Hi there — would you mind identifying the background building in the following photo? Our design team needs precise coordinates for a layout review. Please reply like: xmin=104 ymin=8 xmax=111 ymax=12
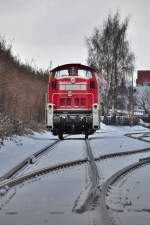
xmin=136 ymin=70 xmax=150 ymax=86
xmin=134 ymin=70 xmax=150 ymax=117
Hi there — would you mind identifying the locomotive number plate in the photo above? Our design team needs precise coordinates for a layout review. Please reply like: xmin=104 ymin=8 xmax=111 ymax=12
xmin=68 ymin=90 xmax=72 ymax=96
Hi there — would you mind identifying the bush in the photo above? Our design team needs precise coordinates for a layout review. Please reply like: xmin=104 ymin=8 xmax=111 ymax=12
xmin=0 ymin=35 xmax=49 ymax=141
xmin=103 ymin=115 xmax=139 ymax=126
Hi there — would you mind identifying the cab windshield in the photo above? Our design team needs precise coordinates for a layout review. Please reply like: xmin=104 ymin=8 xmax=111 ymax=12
xmin=54 ymin=68 xmax=92 ymax=79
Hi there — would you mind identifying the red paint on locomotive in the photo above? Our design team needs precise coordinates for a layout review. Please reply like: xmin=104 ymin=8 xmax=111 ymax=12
xmin=46 ymin=64 xmax=100 ymax=139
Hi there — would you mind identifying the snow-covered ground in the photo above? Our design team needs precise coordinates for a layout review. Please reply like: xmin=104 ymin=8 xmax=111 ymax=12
xmin=90 ymin=123 xmax=150 ymax=158
xmin=16 ymin=138 xmax=86 ymax=177
xmin=0 ymin=124 xmax=150 ymax=178
xmin=0 ymin=131 xmax=55 ymax=177
xmin=106 ymin=162 xmax=150 ymax=225
xmin=0 ymin=124 xmax=150 ymax=225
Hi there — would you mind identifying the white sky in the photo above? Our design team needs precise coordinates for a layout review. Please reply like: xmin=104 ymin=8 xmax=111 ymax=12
xmin=0 ymin=0 xmax=150 ymax=80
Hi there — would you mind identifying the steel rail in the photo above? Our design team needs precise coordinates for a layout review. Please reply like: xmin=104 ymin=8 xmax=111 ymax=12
xmin=95 ymin=146 xmax=150 ymax=162
xmin=2 ymin=135 xmax=150 ymax=183
xmin=85 ymin=139 xmax=100 ymax=186
xmin=1 ymin=130 xmax=149 ymax=182
xmin=2 ymin=143 xmax=149 ymax=185
xmin=125 ymin=132 xmax=150 ymax=143
xmin=73 ymin=139 xmax=101 ymax=213
xmin=0 ymin=139 xmax=61 ymax=181
xmin=1 ymin=135 xmax=150 ymax=204
xmin=0 ymin=158 xmax=88 ymax=190
xmin=100 ymin=157 xmax=150 ymax=225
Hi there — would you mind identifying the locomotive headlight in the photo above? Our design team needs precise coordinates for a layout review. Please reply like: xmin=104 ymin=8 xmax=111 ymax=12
xmin=68 ymin=91 xmax=72 ymax=96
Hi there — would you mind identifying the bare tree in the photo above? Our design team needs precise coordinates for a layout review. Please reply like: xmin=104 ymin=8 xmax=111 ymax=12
xmin=135 ymin=87 xmax=150 ymax=114
xmin=86 ymin=12 xmax=135 ymax=114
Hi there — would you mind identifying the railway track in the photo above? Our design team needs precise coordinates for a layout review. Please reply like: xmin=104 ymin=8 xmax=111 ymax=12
xmin=0 ymin=138 xmax=101 ymax=211
xmin=73 ymin=138 xmax=150 ymax=213
xmin=0 ymin=158 xmax=87 ymax=191
xmin=85 ymin=139 xmax=100 ymax=187
xmin=95 ymin=146 xmax=150 ymax=162
xmin=0 ymin=139 xmax=97 ymax=194
xmin=72 ymin=139 xmax=101 ymax=212
xmin=2 ymin=131 xmax=149 ymax=182
xmin=0 ymin=139 xmax=61 ymax=181
xmin=100 ymin=156 xmax=150 ymax=225
xmin=125 ymin=131 xmax=150 ymax=143
xmin=1 ymin=132 xmax=150 ymax=224
xmin=1 ymin=136 xmax=150 ymax=193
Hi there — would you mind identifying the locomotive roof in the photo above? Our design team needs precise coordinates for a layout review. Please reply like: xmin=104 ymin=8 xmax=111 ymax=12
xmin=50 ymin=63 xmax=96 ymax=72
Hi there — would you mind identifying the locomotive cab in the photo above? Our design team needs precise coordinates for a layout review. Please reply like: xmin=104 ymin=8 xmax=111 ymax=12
xmin=46 ymin=64 xmax=100 ymax=140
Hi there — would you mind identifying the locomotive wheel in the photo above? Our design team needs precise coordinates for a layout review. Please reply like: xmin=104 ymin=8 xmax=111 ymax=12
xmin=58 ymin=133 xmax=64 ymax=140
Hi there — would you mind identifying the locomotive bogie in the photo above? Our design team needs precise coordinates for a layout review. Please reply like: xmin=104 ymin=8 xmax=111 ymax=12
xmin=53 ymin=113 xmax=93 ymax=134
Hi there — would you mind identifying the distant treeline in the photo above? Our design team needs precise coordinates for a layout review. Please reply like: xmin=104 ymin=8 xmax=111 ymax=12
xmin=0 ymin=35 xmax=49 ymax=140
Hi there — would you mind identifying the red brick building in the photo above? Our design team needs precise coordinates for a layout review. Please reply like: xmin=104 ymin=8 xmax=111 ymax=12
xmin=136 ymin=70 xmax=150 ymax=86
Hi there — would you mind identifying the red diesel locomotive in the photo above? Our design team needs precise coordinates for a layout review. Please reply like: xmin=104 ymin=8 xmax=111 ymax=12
xmin=46 ymin=63 xmax=100 ymax=139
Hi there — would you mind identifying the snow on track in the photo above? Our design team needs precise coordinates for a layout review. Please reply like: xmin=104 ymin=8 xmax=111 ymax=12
xmin=14 ymin=136 xmax=85 ymax=177
xmin=104 ymin=161 xmax=150 ymax=225
xmin=0 ymin=132 xmax=55 ymax=177
xmin=0 ymin=165 xmax=93 ymax=225
xmin=0 ymin=124 xmax=150 ymax=225
xmin=90 ymin=124 xmax=150 ymax=158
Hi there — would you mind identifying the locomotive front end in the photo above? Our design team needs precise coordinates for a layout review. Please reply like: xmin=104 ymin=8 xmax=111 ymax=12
xmin=46 ymin=64 xmax=100 ymax=139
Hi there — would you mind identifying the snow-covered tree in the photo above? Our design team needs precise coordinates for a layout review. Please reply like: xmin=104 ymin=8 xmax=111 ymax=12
xmin=86 ymin=12 xmax=135 ymax=113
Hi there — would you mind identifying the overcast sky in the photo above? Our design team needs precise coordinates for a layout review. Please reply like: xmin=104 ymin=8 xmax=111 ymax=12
xmin=0 ymin=0 xmax=150 ymax=78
